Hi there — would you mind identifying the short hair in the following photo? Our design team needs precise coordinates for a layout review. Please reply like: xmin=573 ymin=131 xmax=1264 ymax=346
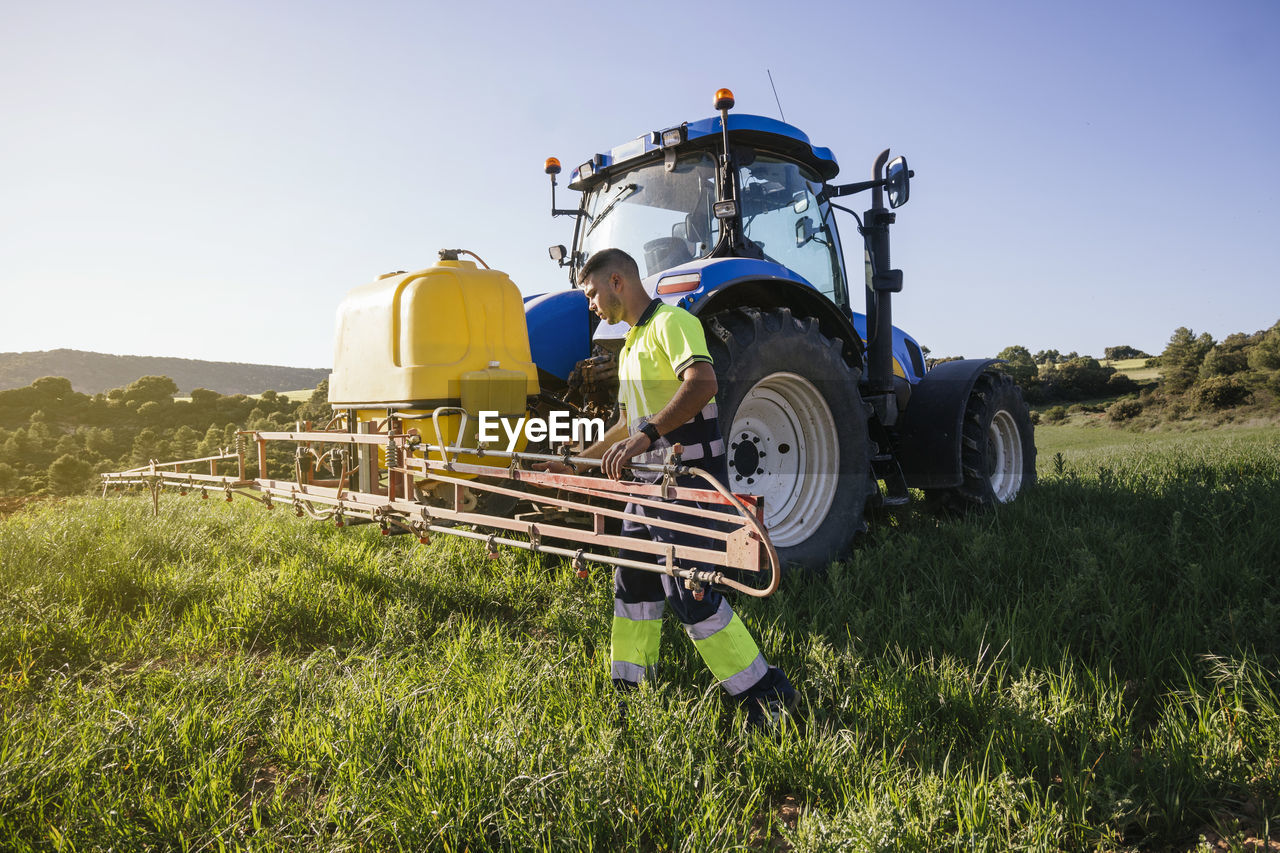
xmin=578 ymin=248 xmax=639 ymax=286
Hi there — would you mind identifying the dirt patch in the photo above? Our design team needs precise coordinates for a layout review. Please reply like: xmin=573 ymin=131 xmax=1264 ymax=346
xmin=1196 ymin=829 xmax=1280 ymax=852
xmin=749 ymin=793 xmax=802 ymax=851
xmin=238 ymin=736 xmax=314 ymax=813
xmin=1192 ymin=800 xmax=1280 ymax=852
xmin=0 ymin=496 xmax=50 ymax=517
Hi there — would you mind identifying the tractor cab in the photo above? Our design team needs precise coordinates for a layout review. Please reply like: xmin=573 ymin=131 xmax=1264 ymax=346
xmin=548 ymin=108 xmax=852 ymax=310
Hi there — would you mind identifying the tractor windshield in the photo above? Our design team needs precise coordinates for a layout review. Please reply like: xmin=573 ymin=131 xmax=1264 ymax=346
xmin=577 ymin=152 xmax=719 ymax=279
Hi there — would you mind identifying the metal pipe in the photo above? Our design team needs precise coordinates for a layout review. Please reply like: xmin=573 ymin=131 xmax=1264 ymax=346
xmin=865 ymin=149 xmax=895 ymax=397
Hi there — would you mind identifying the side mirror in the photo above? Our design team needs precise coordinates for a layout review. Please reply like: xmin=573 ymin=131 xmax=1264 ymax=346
xmin=886 ymin=156 xmax=910 ymax=209
xmin=792 ymin=191 xmax=810 ymax=214
xmin=795 ymin=216 xmax=818 ymax=248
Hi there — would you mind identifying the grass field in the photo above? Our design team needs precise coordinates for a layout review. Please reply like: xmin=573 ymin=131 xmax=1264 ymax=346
xmin=1101 ymin=358 xmax=1162 ymax=383
xmin=1 ymin=425 xmax=1277 ymax=851
xmin=1035 ymin=422 xmax=1280 ymax=462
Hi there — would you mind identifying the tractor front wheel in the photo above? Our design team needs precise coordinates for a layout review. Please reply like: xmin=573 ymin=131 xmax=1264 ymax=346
xmin=929 ymin=371 xmax=1036 ymax=509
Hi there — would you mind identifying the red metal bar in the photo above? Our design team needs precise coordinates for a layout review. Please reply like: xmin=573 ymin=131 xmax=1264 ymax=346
xmin=413 ymin=470 xmax=739 ymax=543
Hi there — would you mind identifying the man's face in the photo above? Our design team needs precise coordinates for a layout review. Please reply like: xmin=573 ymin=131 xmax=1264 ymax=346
xmin=582 ymin=270 xmax=623 ymax=324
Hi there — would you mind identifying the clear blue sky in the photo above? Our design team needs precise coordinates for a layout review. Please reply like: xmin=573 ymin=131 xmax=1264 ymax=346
xmin=3 ymin=0 xmax=1277 ymax=369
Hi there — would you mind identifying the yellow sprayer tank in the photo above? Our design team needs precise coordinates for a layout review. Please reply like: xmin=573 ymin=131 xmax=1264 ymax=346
xmin=327 ymin=255 xmax=539 ymax=469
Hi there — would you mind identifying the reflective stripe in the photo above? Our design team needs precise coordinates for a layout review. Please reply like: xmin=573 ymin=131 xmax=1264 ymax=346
xmin=690 ymin=612 xmax=767 ymax=694
xmin=614 ymin=599 xmax=665 ymax=621
xmin=683 ymin=598 xmax=734 ymax=642
xmin=611 ymin=614 xmax=661 ymax=670
xmin=719 ymin=653 xmax=770 ymax=696
xmin=611 ymin=661 xmax=650 ymax=683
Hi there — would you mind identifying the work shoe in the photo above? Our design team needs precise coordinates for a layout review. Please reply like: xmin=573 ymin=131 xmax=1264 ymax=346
xmin=742 ymin=671 xmax=798 ymax=733
xmin=744 ymin=692 xmax=798 ymax=732
xmin=611 ymin=678 xmax=639 ymax=731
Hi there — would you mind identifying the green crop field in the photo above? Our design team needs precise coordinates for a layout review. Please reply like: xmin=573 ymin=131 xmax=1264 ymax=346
xmin=1 ymin=426 xmax=1277 ymax=851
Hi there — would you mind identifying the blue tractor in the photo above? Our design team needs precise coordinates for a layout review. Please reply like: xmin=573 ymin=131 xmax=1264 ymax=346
xmin=523 ymin=89 xmax=1035 ymax=569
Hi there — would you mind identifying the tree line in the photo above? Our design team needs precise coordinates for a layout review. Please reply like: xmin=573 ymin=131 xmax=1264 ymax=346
xmin=990 ymin=320 xmax=1280 ymax=422
xmin=3 ymin=319 xmax=1278 ymax=498
xmin=0 ymin=376 xmax=331 ymax=498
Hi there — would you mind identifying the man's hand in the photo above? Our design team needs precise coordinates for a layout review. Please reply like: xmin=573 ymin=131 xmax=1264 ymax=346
xmin=601 ymin=432 xmax=651 ymax=480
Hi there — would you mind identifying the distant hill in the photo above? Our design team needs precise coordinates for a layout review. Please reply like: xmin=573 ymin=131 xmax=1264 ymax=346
xmin=0 ymin=349 xmax=328 ymax=396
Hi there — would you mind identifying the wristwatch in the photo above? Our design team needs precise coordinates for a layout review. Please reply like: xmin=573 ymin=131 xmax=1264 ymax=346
xmin=637 ymin=419 xmax=661 ymax=443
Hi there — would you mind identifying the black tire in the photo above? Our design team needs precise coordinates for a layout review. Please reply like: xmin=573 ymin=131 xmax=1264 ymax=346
xmin=928 ymin=371 xmax=1036 ymax=510
xmin=704 ymin=307 xmax=874 ymax=570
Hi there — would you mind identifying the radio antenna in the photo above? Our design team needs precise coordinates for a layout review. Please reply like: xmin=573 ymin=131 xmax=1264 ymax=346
xmin=767 ymin=69 xmax=786 ymax=122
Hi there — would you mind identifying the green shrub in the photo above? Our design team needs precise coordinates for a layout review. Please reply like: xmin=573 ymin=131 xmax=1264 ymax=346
xmin=1106 ymin=372 xmax=1139 ymax=395
xmin=1044 ymin=406 xmax=1068 ymax=423
xmin=1191 ymin=376 xmax=1252 ymax=411
xmin=1107 ymin=399 xmax=1144 ymax=422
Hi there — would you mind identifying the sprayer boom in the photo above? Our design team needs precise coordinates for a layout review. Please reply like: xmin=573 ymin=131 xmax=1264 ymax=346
xmin=101 ymin=408 xmax=780 ymax=598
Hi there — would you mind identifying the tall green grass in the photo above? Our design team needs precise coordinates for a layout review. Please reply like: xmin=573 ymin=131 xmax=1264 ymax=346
xmin=1 ymin=427 xmax=1277 ymax=851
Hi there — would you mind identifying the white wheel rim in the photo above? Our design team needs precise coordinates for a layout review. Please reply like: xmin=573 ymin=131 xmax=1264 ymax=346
xmin=987 ymin=410 xmax=1023 ymax=502
xmin=727 ymin=372 xmax=839 ymax=547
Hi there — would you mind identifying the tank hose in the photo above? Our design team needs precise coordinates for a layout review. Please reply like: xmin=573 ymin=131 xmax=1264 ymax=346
xmin=438 ymin=248 xmax=491 ymax=269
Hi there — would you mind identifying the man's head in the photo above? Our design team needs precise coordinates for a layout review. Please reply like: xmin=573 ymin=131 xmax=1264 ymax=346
xmin=578 ymin=248 xmax=643 ymax=325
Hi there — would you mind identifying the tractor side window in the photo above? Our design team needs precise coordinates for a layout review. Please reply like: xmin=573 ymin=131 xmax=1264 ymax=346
xmin=737 ymin=156 xmax=845 ymax=304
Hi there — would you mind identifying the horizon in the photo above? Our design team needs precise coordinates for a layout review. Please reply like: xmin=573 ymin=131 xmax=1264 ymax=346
xmin=3 ymin=1 xmax=1278 ymax=367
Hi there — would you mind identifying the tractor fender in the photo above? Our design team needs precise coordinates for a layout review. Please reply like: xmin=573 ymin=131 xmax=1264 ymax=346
xmin=524 ymin=289 xmax=592 ymax=382
xmin=895 ymin=358 xmax=1000 ymax=489
xmin=690 ymin=278 xmax=866 ymax=371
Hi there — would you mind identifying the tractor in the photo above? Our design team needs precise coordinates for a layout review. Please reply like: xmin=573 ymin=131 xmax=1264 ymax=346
xmin=521 ymin=88 xmax=1036 ymax=568
xmin=103 ymin=88 xmax=1035 ymax=584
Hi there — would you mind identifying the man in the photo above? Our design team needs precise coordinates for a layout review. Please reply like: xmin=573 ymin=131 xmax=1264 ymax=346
xmin=549 ymin=248 xmax=795 ymax=729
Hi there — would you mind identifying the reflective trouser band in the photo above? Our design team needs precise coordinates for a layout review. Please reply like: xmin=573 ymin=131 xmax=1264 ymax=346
xmin=611 ymin=661 xmax=650 ymax=683
xmin=610 ymin=610 xmax=662 ymax=680
xmin=690 ymin=612 xmax=769 ymax=695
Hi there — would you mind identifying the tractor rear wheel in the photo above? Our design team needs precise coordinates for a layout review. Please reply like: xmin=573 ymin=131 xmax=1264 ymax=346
xmin=705 ymin=307 xmax=873 ymax=570
xmin=928 ymin=371 xmax=1036 ymax=509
